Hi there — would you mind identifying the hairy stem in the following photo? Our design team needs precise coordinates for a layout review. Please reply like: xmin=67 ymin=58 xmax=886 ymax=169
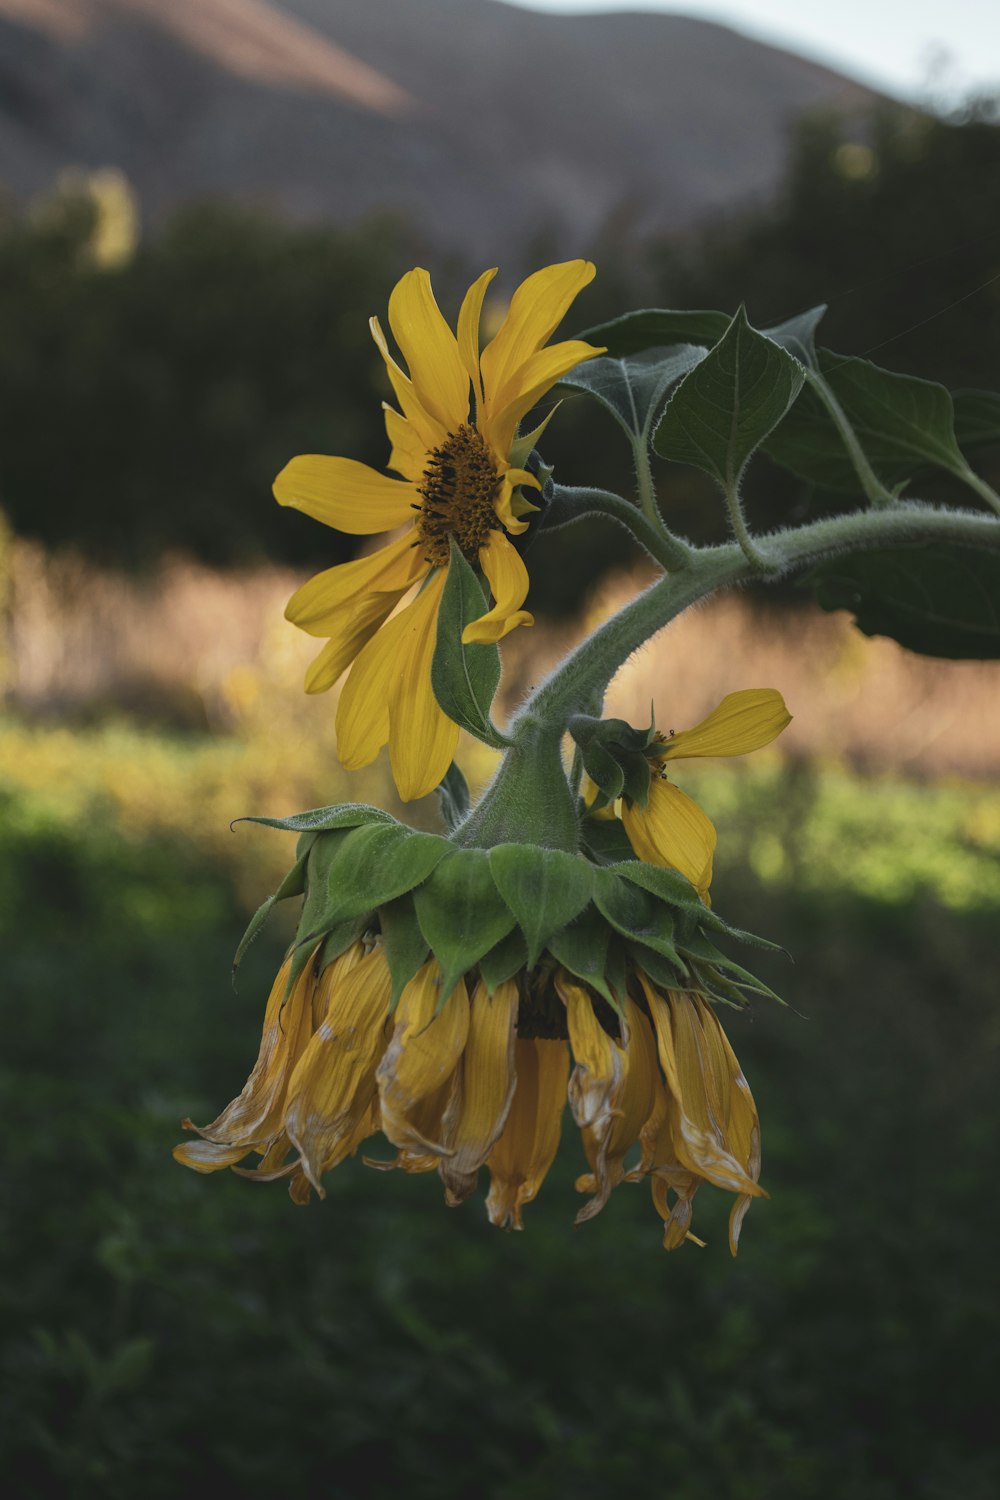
xmin=545 ymin=485 xmax=692 ymax=571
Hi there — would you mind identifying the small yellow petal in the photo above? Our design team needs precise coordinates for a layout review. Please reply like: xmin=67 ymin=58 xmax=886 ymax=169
xmin=387 ymin=570 xmax=461 ymax=801
xmin=388 ymin=268 xmax=470 ymax=431
xmin=273 ymin=455 xmax=418 ymax=534
xmin=663 ymin=689 xmax=791 ymax=762
xmin=457 ymin=268 xmax=498 ymax=411
xmin=383 ymin=405 xmax=429 ymax=482
xmin=462 ymin=531 xmax=534 ymax=645
xmin=370 ymin=313 xmax=448 ymax=452
xmin=486 ymin=1038 xmax=569 ymax=1230
xmin=622 ymin=777 xmax=716 ymax=897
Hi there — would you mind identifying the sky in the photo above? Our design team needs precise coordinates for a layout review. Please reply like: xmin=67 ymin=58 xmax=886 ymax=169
xmin=498 ymin=0 xmax=1000 ymax=105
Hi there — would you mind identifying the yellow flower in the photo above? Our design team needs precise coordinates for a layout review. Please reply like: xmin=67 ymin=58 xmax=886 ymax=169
xmin=274 ymin=261 xmax=603 ymax=801
xmin=620 ymin=689 xmax=791 ymax=900
xmin=175 ymin=943 xmax=765 ymax=1253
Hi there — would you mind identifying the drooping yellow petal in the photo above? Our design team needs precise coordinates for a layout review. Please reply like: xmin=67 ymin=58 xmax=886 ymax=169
xmin=173 ymin=952 xmax=318 ymax=1169
xmin=440 ymin=978 xmax=519 ymax=1206
xmin=387 ymin=569 xmax=461 ymax=801
xmin=388 ymin=268 xmax=471 ymax=432
xmin=284 ymin=945 xmax=392 ymax=1194
xmin=700 ymin=1004 xmax=763 ymax=1254
xmin=558 ymin=971 xmax=624 ymax=1135
xmin=273 ymin=455 xmax=418 ymax=534
xmin=457 ymin=267 xmax=498 ymax=411
xmin=622 ymin=776 xmax=716 ymax=899
xmin=370 ymin=314 xmax=448 ymax=452
xmin=486 ymin=1038 xmax=569 ymax=1230
xmin=662 ymin=689 xmax=791 ymax=762
xmin=383 ymin=405 xmax=430 ymax=483
xmin=377 ymin=962 xmax=470 ymax=1156
xmin=575 ymin=997 xmax=660 ymax=1223
xmin=479 ymin=260 xmax=597 ymax=415
xmin=285 ymin=531 xmax=425 ymax=638
xmin=462 ymin=530 xmax=534 ymax=645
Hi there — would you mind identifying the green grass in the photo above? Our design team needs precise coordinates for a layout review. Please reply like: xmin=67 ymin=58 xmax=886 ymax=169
xmin=2 ymin=725 xmax=998 ymax=1498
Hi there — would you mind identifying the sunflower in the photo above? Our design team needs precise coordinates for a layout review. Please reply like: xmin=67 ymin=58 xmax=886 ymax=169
xmin=174 ymin=941 xmax=764 ymax=1254
xmin=586 ymin=689 xmax=791 ymax=901
xmin=274 ymin=261 xmax=603 ymax=801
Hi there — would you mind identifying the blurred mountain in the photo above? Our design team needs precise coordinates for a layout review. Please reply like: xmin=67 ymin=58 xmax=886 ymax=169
xmin=0 ymin=0 xmax=877 ymax=257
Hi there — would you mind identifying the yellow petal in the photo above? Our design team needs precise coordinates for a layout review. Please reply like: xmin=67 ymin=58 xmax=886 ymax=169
xmin=480 ymin=260 xmax=597 ymax=416
xmin=388 ymin=268 xmax=470 ymax=431
xmin=174 ymin=953 xmax=317 ymax=1168
xmin=440 ymin=978 xmax=519 ymax=1205
xmin=370 ymin=313 xmax=448 ymax=452
xmin=487 ymin=339 xmax=607 ymax=457
xmin=486 ymin=1038 xmax=569 ymax=1230
xmin=663 ymin=689 xmax=791 ymax=762
xmin=576 ymin=997 xmax=660 ymax=1223
xmin=384 ymin=405 xmax=429 ymax=482
xmin=387 ymin=569 xmax=461 ymax=801
xmin=172 ymin=1138 xmax=255 ymax=1173
xmin=558 ymin=970 xmax=623 ymax=1134
xmin=285 ymin=532 xmax=425 ymax=638
xmin=284 ymin=945 xmax=392 ymax=1194
xmin=622 ymin=777 xmax=716 ymax=898
xmin=700 ymin=1005 xmax=763 ymax=1254
xmin=377 ymin=962 xmax=470 ymax=1156
xmin=273 ymin=455 xmax=418 ymax=534
xmin=462 ymin=531 xmax=534 ymax=645
xmin=457 ymin=268 xmax=498 ymax=411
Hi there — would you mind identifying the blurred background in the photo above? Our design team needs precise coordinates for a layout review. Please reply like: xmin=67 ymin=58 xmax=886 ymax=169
xmin=1 ymin=2 xmax=998 ymax=1496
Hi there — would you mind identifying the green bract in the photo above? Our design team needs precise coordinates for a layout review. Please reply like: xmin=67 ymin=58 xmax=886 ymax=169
xmin=235 ymin=807 xmax=783 ymax=1018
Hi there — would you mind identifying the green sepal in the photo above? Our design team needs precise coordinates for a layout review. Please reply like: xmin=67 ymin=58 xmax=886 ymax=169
xmin=316 ymin=823 xmax=451 ymax=925
xmin=316 ymin=918 xmax=370 ymax=974
xmin=613 ymin=861 xmax=783 ymax=953
xmin=413 ymin=848 xmax=517 ymax=1006
xmin=559 ymin=345 xmax=706 ymax=444
xmin=239 ymin=803 xmax=396 ymax=834
xmin=654 ymin=306 xmax=805 ymax=494
xmin=625 ymin=940 xmax=686 ymax=992
xmin=430 ymin=540 xmax=510 ymax=750
xmin=436 ymin=761 xmax=471 ymax=833
xmin=801 ymin=544 xmax=1000 ymax=660
xmin=488 ymin=843 xmax=594 ymax=968
xmin=678 ymin=929 xmax=786 ymax=1005
xmin=568 ymin=713 xmax=655 ymax=810
xmin=591 ymin=869 xmax=685 ymax=970
xmin=545 ymin=910 xmax=614 ymax=1004
xmin=580 ymin=816 xmax=636 ymax=866
xmin=478 ymin=927 xmax=528 ymax=994
xmin=232 ymin=849 xmax=308 ymax=982
xmin=604 ymin=936 xmax=630 ymax=1012
xmin=295 ymin=830 xmax=355 ymax=946
xmin=378 ymin=894 xmax=430 ymax=1008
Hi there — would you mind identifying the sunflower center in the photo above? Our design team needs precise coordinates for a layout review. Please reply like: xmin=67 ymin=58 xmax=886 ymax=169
xmin=415 ymin=424 xmax=502 ymax=568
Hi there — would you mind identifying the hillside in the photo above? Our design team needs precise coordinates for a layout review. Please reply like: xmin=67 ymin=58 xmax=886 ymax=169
xmin=0 ymin=0 xmax=877 ymax=256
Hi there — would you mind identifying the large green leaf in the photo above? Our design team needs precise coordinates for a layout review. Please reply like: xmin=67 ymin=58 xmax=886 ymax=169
xmin=767 ymin=351 xmax=970 ymax=493
xmin=430 ymin=541 xmax=509 ymax=749
xmin=577 ymin=308 xmax=731 ymax=355
xmin=764 ymin=305 xmax=826 ymax=368
xmin=488 ymin=844 xmax=594 ymax=968
xmin=319 ymin=824 xmax=450 ymax=924
xmin=413 ymin=849 xmax=517 ymax=1004
xmin=953 ymin=389 xmax=1000 ymax=453
xmin=803 ymin=544 xmax=1000 ymax=659
xmin=653 ymin=307 xmax=805 ymax=493
xmin=559 ymin=345 xmax=706 ymax=442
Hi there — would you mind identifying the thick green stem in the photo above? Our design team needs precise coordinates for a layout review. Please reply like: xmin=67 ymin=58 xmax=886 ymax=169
xmin=955 ymin=461 xmax=1000 ymax=518
xmin=516 ymin=501 xmax=1000 ymax=731
xmin=453 ymin=727 xmax=579 ymax=852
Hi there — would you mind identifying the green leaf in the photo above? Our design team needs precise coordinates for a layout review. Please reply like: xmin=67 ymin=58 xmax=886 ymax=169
xmin=488 ymin=844 xmax=594 ymax=968
xmin=592 ymin=869 xmax=684 ymax=968
xmin=767 ymin=351 xmax=969 ymax=493
xmin=436 ymin=761 xmax=471 ymax=832
xmin=478 ymin=927 xmax=528 ymax=994
xmin=580 ymin=817 xmax=636 ymax=866
xmin=803 ymin=544 xmax=1000 ymax=659
xmin=546 ymin=911 xmax=613 ymax=1003
xmin=763 ymin=305 xmax=826 ymax=369
xmin=231 ymin=850 xmax=308 ymax=981
xmin=577 ymin=308 xmax=731 ymax=356
xmin=413 ymin=849 xmax=517 ymax=1003
xmin=378 ymin=895 xmax=430 ymax=1007
xmin=239 ymin=803 xmax=396 ymax=834
xmin=953 ymin=389 xmax=1000 ymax=453
xmin=320 ymin=824 xmax=451 ymax=925
xmin=559 ymin=345 xmax=706 ymax=443
xmin=430 ymin=541 xmax=509 ymax=749
xmin=653 ymin=307 xmax=805 ymax=495
xmin=609 ymin=859 xmax=706 ymax=917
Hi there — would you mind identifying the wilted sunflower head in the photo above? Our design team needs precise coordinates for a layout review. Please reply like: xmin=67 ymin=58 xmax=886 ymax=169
xmin=175 ymin=811 xmax=778 ymax=1253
